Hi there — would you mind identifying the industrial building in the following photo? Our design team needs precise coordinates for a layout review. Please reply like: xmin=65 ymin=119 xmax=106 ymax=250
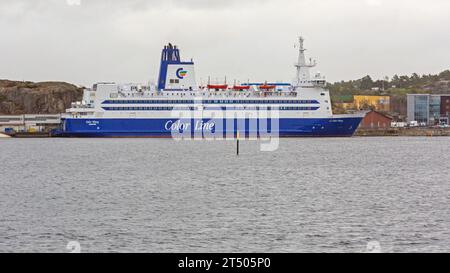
xmin=334 ymin=95 xmax=391 ymax=112
xmin=353 ymin=95 xmax=390 ymax=112
xmin=407 ymin=94 xmax=450 ymax=125
xmin=0 ymin=114 xmax=61 ymax=133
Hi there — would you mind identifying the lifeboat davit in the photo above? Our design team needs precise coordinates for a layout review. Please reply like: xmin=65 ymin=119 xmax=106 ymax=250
xmin=207 ymin=84 xmax=228 ymax=90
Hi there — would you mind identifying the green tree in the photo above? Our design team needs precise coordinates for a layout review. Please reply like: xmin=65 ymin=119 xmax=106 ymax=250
xmin=439 ymin=70 xmax=450 ymax=80
xmin=360 ymin=75 xmax=374 ymax=90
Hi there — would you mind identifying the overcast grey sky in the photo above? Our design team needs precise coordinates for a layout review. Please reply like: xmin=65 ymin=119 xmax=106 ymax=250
xmin=0 ymin=0 xmax=449 ymax=86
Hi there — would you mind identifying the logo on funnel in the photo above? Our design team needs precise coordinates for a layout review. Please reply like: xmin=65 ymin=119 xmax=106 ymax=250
xmin=176 ymin=68 xmax=188 ymax=79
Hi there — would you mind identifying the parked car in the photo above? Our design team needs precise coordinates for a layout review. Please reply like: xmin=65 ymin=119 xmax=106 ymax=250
xmin=408 ymin=121 xmax=419 ymax=127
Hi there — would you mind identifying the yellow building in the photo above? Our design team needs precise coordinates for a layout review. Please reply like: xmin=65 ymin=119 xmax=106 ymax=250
xmin=353 ymin=95 xmax=390 ymax=112
xmin=334 ymin=102 xmax=356 ymax=110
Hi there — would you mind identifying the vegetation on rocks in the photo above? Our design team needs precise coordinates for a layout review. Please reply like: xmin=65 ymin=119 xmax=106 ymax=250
xmin=328 ymin=70 xmax=450 ymax=101
xmin=0 ymin=80 xmax=84 ymax=115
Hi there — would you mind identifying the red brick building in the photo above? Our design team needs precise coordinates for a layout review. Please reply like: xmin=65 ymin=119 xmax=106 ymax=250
xmin=360 ymin=110 xmax=393 ymax=129
xmin=440 ymin=96 xmax=450 ymax=117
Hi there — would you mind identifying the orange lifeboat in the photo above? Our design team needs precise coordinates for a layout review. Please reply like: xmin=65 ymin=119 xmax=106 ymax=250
xmin=207 ymin=84 xmax=228 ymax=90
xmin=259 ymin=85 xmax=276 ymax=90
xmin=233 ymin=85 xmax=250 ymax=91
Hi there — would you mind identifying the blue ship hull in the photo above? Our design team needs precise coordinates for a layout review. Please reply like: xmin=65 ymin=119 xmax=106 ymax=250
xmin=55 ymin=117 xmax=363 ymax=137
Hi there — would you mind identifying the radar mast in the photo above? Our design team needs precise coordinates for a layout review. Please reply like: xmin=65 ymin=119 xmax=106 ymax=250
xmin=294 ymin=36 xmax=317 ymax=86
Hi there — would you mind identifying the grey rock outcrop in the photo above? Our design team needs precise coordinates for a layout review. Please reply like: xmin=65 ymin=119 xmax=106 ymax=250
xmin=0 ymin=80 xmax=83 ymax=114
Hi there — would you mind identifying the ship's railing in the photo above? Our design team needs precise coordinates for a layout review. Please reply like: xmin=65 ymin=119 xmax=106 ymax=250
xmin=312 ymin=79 xmax=326 ymax=87
xmin=116 ymin=90 xmax=299 ymax=99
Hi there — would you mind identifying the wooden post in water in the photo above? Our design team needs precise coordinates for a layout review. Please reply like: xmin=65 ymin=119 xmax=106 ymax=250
xmin=237 ymin=131 xmax=240 ymax=156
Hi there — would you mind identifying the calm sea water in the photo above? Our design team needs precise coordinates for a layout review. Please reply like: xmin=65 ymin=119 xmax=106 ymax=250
xmin=0 ymin=137 xmax=449 ymax=253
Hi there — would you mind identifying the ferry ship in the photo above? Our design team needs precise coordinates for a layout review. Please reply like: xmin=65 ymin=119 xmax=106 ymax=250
xmin=56 ymin=37 xmax=364 ymax=137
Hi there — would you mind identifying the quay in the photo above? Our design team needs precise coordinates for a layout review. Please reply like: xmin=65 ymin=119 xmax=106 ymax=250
xmin=356 ymin=128 xmax=450 ymax=137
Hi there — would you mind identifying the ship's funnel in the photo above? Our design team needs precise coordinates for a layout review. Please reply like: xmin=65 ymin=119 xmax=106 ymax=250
xmin=157 ymin=43 xmax=197 ymax=91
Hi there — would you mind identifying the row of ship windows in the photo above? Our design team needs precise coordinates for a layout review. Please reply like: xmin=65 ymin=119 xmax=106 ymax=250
xmin=102 ymin=107 xmax=320 ymax=111
xmin=103 ymin=99 xmax=320 ymax=105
